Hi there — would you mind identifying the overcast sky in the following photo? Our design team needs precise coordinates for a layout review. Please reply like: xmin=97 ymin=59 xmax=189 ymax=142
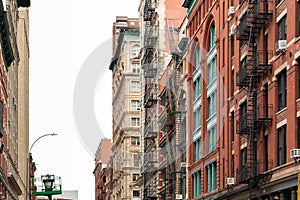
xmin=29 ymin=0 xmax=139 ymax=199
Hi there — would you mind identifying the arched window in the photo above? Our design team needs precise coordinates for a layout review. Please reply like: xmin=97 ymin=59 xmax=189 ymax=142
xmin=209 ymin=23 xmax=216 ymax=50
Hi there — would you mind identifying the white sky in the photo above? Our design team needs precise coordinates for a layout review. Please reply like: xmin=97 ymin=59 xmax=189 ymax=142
xmin=29 ymin=0 xmax=139 ymax=199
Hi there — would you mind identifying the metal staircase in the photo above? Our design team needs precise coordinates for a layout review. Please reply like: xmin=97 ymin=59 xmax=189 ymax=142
xmin=235 ymin=0 xmax=273 ymax=186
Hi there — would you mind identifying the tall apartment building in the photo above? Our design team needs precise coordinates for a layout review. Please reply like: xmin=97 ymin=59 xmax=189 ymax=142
xmin=0 ymin=0 xmax=30 ymax=199
xmin=17 ymin=4 xmax=31 ymax=200
xmin=109 ymin=16 xmax=142 ymax=200
xmin=156 ymin=23 xmax=189 ymax=200
xmin=138 ymin=0 xmax=185 ymax=199
xmin=94 ymin=139 xmax=113 ymax=200
xmin=181 ymin=0 xmax=300 ymax=199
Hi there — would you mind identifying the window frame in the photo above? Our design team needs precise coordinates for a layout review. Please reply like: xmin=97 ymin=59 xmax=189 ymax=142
xmin=277 ymin=69 xmax=287 ymax=111
xmin=277 ymin=125 xmax=286 ymax=166
xmin=131 ymin=137 xmax=140 ymax=146
xmin=130 ymin=100 xmax=140 ymax=111
xmin=277 ymin=15 xmax=287 ymax=40
xmin=131 ymin=63 xmax=140 ymax=74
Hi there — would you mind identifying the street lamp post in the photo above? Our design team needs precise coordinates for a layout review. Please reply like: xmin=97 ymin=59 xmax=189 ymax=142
xmin=26 ymin=133 xmax=58 ymax=200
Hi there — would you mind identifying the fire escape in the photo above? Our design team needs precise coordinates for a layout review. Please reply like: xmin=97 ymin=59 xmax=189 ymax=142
xmin=142 ymin=0 xmax=158 ymax=199
xmin=159 ymin=29 xmax=187 ymax=200
xmin=235 ymin=0 xmax=273 ymax=186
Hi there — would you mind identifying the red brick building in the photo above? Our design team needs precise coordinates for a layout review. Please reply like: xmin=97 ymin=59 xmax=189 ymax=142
xmin=94 ymin=139 xmax=113 ymax=200
xmin=182 ymin=0 xmax=300 ymax=199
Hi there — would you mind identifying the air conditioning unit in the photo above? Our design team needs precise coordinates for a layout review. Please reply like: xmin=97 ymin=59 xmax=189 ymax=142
xmin=275 ymin=40 xmax=287 ymax=53
xmin=226 ymin=177 xmax=235 ymax=185
xmin=176 ymin=194 xmax=183 ymax=200
xmin=229 ymin=26 xmax=235 ymax=37
xmin=228 ymin=6 xmax=235 ymax=16
xmin=180 ymin=162 xmax=186 ymax=168
xmin=290 ymin=149 xmax=300 ymax=158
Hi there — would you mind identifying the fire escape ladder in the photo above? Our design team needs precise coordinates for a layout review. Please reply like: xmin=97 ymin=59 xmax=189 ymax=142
xmin=236 ymin=0 xmax=274 ymax=185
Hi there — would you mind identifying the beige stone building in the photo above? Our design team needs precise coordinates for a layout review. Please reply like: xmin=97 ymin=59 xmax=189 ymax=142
xmin=109 ymin=16 xmax=141 ymax=200
xmin=0 ymin=0 xmax=30 ymax=199
xmin=17 ymin=5 xmax=30 ymax=200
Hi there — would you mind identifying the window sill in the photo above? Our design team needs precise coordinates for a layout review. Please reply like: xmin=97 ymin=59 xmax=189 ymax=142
xmin=276 ymin=0 xmax=285 ymax=9
xmin=275 ymin=107 xmax=287 ymax=116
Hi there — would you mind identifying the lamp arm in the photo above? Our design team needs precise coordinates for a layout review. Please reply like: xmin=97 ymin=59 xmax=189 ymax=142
xmin=29 ymin=133 xmax=57 ymax=152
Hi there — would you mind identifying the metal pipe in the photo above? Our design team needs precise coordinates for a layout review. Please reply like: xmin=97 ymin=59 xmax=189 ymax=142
xmin=26 ymin=133 xmax=58 ymax=200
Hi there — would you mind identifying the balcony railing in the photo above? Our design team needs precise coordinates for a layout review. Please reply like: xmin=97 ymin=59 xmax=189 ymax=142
xmin=144 ymin=83 xmax=158 ymax=108
xmin=236 ymin=50 xmax=273 ymax=86
xmin=143 ymin=63 xmax=157 ymax=78
xmin=236 ymin=1 xmax=273 ymax=41
xmin=143 ymin=0 xmax=155 ymax=21
xmin=144 ymin=121 xmax=158 ymax=139
xmin=236 ymin=160 xmax=273 ymax=184
xmin=236 ymin=105 xmax=273 ymax=135
xmin=251 ymin=0 xmax=273 ymax=21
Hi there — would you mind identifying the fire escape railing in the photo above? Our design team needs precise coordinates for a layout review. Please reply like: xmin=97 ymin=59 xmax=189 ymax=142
xmin=236 ymin=160 xmax=273 ymax=184
xmin=143 ymin=0 xmax=155 ymax=21
xmin=236 ymin=105 xmax=273 ymax=135
xmin=236 ymin=50 xmax=273 ymax=86
xmin=144 ymin=83 xmax=157 ymax=108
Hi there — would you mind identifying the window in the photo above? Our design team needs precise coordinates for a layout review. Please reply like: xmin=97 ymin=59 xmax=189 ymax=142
xmin=133 ymin=154 xmax=140 ymax=167
xmin=277 ymin=125 xmax=286 ymax=166
xmin=298 ymin=1 xmax=300 ymax=36
xmin=209 ymin=126 xmax=216 ymax=151
xmin=264 ymin=83 xmax=269 ymax=119
xmin=161 ymin=117 xmax=166 ymax=135
xmin=208 ymin=57 xmax=217 ymax=84
xmin=231 ymin=154 xmax=235 ymax=177
xmin=277 ymin=15 xmax=287 ymax=40
xmin=131 ymin=45 xmax=140 ymax=58
xmin=209 ymin=24 xmax=216 ymax=50
xmin=0 ymin=101 xmax=3 ymax=135
xmin=298 ymin=117 xmax=300 ymax=148
xmin=277 ymin=69 xmax=287 ymax=111
xmin=222 ymin=38 xmax=225 ymax=67
xmin=277 ymin=0 xmax=283 ymax=6
xmin=194 ymin=139 xmax=201 ymax=162
xmin=133 ymin=190 xmax=140 ymax=197
xmin=131 ymin=137 xmax=140 ymax=145
xmin=241 ymin=56 xmax=247 ymax=69
xmin=264 ymin=135 xmax=269 ymax=171
xmin=231 ymin=111 xmax=235 ymax=142
xmin=206 ymin=161 xmax=216 ymax=192
xmin=241 ymin=147 xmax=247 ymax=167
xmin=231 ymin=69 xmax=234 ymax=97
xmin=298 ymin=63 xmax=300 ymax=98
xmin=132 ymin=174 xmax=139 ymax=182
xmin=131 ymin=63 xmax=140 ymax=73
xmin=130 ymin=81 xmax=140 ymax=92
xmin=194 ymin=76 xmax=202 ymax=100
xmin=230 ymin=37 xmax=234 ymax=58
xmin=161 ymin=167 xmax=166 ymax=186
xmin=161 ymin=91 xmax=166 ymax=107
xmin=222 ymin=76 xmax=225 ymax=106
xmin=131 ymin=117 xmax=140 ymax=126
xmin=194 ymin=106 xmax=201 ymax=130
xmin=240 ymin=101 xmax=247 ymax=120
xmin=208 ymin=91 xmax=216 ymax=117
xmin=161 ymin=144 xmax=167 ymax=160
xmin=193 ymin=170 xmax=201 ymax=197
xmin=195 ymin=45 xmax=200 ymax=69
xmin=131 ymin=100 xmax=140 ymax=111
